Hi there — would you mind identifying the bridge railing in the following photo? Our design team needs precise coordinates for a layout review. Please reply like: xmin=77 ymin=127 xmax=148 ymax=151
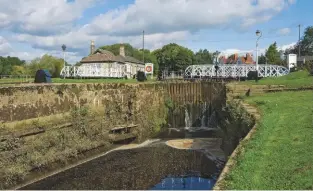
xmin=184 ymin=64 xmax=289 ymax=79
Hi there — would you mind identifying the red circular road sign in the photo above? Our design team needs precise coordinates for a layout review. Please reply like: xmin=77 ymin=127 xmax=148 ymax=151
xmin=145 ymin=65 xmax=152 ymax=72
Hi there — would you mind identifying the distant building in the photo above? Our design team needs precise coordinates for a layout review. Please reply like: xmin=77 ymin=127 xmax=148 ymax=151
xmin=79 ymin=41 xmax=144 ymax=78
xmin=218 ymin=53 xmax=255 ymax=64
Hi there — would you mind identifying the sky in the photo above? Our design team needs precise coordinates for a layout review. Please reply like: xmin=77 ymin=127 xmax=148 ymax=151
xmin=0 ymin=0 xmax=312 ymax=63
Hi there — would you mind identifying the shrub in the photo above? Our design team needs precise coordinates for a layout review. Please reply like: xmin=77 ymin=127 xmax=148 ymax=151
xmin=136 ymin=71 xmax=147 ymax=82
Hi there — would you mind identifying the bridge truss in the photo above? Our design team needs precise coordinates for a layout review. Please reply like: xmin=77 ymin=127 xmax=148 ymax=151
xmin=184 ymin=64 xmax=289 ymax=79
xmin=60 ymin=64 xmax=289 ymax=79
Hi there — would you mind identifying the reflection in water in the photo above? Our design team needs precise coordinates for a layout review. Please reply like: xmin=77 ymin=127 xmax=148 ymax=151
xmin=19 ymin=141 xmax=224 ymax=190
xmin=151 ymin=176 xmax=216 ymax=190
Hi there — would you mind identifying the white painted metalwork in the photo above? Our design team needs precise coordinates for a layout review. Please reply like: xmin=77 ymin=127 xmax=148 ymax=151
xmin=184 ymin=64 xmax=289 ymax=78
xmin=60 ymin=64 xmax=125 ymax=78
xmin=60 ymin=62 xmax=146 ymax=78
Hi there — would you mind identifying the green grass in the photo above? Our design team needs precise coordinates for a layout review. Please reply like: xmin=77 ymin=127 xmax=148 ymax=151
xmin=224 ymin=91 xmax=313 ymax=189
xmin=0 ymin=78 xmax=32 ymax=84
xmin=240 ymin=70 xmax=313 ymax=87
xmin=0 ymin=77 xmax=157 ymax=86
xmin=52 ymin=78 xmax=140 ymax=83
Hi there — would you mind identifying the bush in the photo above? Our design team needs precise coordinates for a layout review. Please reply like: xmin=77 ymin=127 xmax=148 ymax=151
xmin=136 ymin=71 xmax=147 ymax=82
xmin=247 ymin=71 xmax=257 ymax=80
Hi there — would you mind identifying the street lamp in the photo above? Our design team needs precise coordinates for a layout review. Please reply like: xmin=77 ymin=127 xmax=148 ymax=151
xmin=255 ymin=30 xmax=262 ymax=82
xmin=61 ymin=44 xmax=66 ymax=78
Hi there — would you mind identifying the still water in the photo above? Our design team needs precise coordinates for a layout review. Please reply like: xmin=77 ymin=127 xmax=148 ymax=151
xmin=18 ymin=139 xmax=224 ymax=190
xmin=151 ymin=175 xmax=216 ymax=190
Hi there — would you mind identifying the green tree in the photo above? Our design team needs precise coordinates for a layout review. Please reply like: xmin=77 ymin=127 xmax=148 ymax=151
xmin=265 ymin=42 xmax=281 ymax=65
xmin=153 ymin=43 xmax=194 ymax=71
xmin=27 ymin=55 xmax=66 ymax=77
xmin=0 ymin=56 xmax=26 ymax=75
xmin=194 ymin=49 xmax=213 ymax=65
xmin=258 ymin=54 xmax=267 ymax=64
xmin=285 ymin=26 xmax=313 ymax=56
xmin=11 ymin=65 xmax=27 ymax=75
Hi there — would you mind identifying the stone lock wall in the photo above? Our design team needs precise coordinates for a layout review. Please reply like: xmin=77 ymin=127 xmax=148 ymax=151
xmin=0 ymin=82 xmax=226 ymax=189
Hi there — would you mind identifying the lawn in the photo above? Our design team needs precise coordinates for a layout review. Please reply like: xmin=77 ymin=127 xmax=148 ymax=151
xmin=52 ymin=78 xmax=140 ymax=83
xmin=223 ymin=91 xmax=313 ymax=189
xmin=240 ymin=70 xmax=313 ymax=87
xmin=0 ymin=77 xmax=157 ymax=86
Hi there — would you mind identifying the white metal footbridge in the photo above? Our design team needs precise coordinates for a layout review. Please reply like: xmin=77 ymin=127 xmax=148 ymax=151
xmin=184 ymin=64 xmax=289 ymax=79
xmin=60 ymin=64 xmax=289 ymax=79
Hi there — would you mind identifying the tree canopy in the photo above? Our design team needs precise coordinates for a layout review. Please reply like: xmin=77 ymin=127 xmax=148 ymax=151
xmin=265 ymin=42 xmax=281 ymax=65
xmin=194 ymin=49 xmax=214 ymax=65
xmin=152 ymin=43 xmax=195 ymax=71
xmin=285 ymin=26 xmax=313 ymax=56
xmin=0 ymin=56 xmax=26 ymax=75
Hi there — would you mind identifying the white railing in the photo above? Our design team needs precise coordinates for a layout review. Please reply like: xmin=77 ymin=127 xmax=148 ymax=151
xmin=184 ymin=64 xmax=289 ymax=78
xmin=60 ymin=65 xmax=125 ymax=78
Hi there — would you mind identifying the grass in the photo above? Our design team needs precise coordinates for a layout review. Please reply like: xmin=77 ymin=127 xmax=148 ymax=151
xmin=239 ymin=70 xmax=313 ymax=87
xmin=223 ymin=91 xmax=313 ymax=189
xmin=52 ymin=78 xmax=140 ymax=83
xmin=0 ymin=78 xmax=32 ymax=84
xmin=0 ymin=77 xmax=157 ymax=87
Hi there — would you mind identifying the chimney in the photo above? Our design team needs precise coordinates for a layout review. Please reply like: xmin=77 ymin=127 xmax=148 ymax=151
xmin=119 ymin=45 xmax=125 ymax=57
xmin=90 ymin=40 xmax=95 ymax=55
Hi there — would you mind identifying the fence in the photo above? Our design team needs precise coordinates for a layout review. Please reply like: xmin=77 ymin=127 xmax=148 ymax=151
xmin=0 ymin=75 xmax=34 ymax=85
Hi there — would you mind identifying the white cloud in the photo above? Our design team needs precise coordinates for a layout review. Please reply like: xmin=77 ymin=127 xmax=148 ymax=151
xmin=0 ymin=0 xmax=97 ymax=34
xmin=0 ymin=36 xmax=12 ymax=55
xmin=277 ymin=27 xmax=291 ymax=35
xmin=1 ymin=0 xmax=297 ymax=63
xmin=278 ymin=42 xmax=296 ymax=51
xmin=7 ymin=49 xmax=81 ymax=64
xmin=86 ymin=0 xmax=295 ymax=36
xmin=14 ymin=30 xmax=189 ymax=54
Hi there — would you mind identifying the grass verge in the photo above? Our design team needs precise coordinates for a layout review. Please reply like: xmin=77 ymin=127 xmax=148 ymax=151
xmin=222 ymin=91 xmax=313 ymax=189
xmin=239 ymin=70 xmax=313 ymax=87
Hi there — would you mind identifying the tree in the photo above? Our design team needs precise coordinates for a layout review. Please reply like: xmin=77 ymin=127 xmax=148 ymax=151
xmin=258 ymin=54 xmax=267 ymax=64
xmin=285 ymin=26 xmax=313 ymax=56
xmin=153 ymin=43 xmax=194 ymax=71
xmin=0 ymin=56 xmax=26 ymax=75
xmin=194 ymin=49 xmax=213 ymax=65
xmin=27 ymin=55 xmax=66 ymax=77
xmin=11 ymin=65 xmax=27 ymax=75
xmin=265 ymin=42 xmax=281 ymax=65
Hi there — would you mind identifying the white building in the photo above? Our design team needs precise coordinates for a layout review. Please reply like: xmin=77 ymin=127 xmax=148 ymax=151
xmin=78 ymin=41 xmax=145 ymax=78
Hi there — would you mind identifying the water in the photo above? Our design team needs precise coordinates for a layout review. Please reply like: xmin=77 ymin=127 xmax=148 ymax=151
xmin=185 ymin=108 xmax=191 ymax=130
xmin=151 ymin=176 xmax=216 ymax=190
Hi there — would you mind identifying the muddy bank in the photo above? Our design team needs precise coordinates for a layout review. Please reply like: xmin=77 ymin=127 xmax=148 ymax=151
xmin=19 ymin=139 xmax=224 ymax=190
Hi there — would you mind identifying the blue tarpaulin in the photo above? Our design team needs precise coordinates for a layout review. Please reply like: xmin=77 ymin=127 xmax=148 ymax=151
xmin=34 ymin=69 xmax=52 ymax=83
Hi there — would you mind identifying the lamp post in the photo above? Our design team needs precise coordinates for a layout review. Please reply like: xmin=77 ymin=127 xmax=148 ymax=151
xmin=61 ymin=44 xmax=66 ymax=78
xmin=255 ymin=30 xmax=262 ymax=82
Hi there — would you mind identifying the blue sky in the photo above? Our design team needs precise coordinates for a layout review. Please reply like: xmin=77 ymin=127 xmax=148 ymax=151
xmin=0 ymin=0 xmax=311 ymax=63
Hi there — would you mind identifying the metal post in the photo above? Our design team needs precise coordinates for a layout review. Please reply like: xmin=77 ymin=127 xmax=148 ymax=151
xmin=255 ymin=30 xmax=262 ymax=82
xmin=298 ymin=24 xmax=301 ymax=58
xmin=142 ymin=30 xmax=145 ymax=64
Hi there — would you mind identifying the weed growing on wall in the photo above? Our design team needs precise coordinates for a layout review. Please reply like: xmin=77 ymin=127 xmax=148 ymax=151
xmin=217 ymin=100 xmax=255 ymax=156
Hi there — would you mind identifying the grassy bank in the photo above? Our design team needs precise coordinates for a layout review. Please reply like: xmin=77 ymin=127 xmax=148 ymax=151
xmin=0 ymin=78 xmax=157 ymax=85
xmin=222 ymin=91 xmax=313 ymax=189
xmin=240 ymin=70 xmax=313 ymax=87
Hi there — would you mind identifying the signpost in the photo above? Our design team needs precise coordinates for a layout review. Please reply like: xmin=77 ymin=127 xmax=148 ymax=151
xmin=145 ymin=63 xmax=154 ymax=79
